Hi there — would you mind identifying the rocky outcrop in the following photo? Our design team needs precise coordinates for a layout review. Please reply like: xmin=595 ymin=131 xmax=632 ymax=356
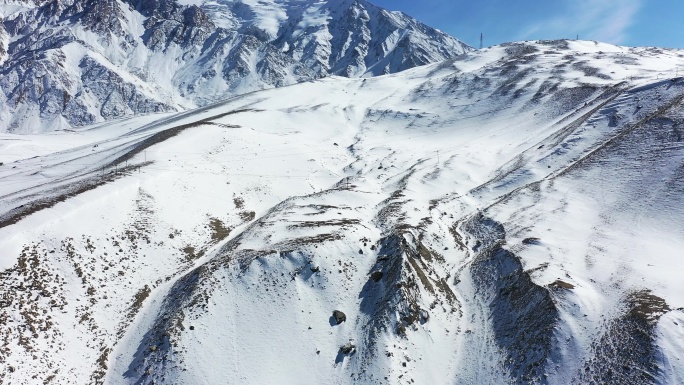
xmin=339 ymin=341 xmax=356 ymax=354
xmin=463 ymin=214 xmax=559 ymax=384
xmin=80 ymin=56 xmax=173 ymax=119
xmin=576 ymin=291 xmax=671 ymax=384
xmin=0 ymin=22 xmax=7 ymax=66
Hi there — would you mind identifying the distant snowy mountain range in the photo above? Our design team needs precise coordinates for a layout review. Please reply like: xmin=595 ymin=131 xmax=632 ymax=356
xmin=0 ymin=0 xmax=471 ymax=133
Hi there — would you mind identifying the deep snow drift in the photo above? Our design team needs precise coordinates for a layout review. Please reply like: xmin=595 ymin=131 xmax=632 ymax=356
xmin=0 ymin=40 xmax=683 ymax=384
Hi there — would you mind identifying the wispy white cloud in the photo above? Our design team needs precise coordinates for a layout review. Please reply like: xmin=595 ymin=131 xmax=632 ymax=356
xmin=517 ymin=0 xmax=642 ymax=44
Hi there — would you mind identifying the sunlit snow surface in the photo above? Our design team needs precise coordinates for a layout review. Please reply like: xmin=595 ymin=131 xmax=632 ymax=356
xmin=1 ymin=40 xmax=683 ymax=384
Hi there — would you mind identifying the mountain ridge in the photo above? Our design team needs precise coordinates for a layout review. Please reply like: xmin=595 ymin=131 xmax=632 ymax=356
xmin=0 ymin=39 xmax=683 ymax=384
xmin=0 ymin=0 xmax=471 ymax=133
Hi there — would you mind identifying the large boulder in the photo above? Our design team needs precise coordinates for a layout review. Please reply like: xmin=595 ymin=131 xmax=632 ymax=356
xmin=332 ymin=310 xmax=346 ymax=324
xmin=339 ymin=342 xmax=356 ymax=355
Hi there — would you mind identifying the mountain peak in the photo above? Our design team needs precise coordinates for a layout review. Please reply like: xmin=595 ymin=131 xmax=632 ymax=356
xmin=0 ymin=0 xmax=471 ymax=133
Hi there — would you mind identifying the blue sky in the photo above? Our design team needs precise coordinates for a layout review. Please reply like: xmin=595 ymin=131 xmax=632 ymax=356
xmin=370 ymin=0 xmax=683 ymax=49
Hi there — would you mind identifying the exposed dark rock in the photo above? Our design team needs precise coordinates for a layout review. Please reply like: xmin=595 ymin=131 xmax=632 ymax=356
xmin=332 ymin=310 xmax=346 ymax=324
xmin=419 ymin=309 xmax=430 ymax=324
xmin=339 ymin=342 xmax=356 ymax=355
xmin=396 ymin=323 xmax=407 ymax=337
xmin=465 ymin=214 xmax=558 ymax=383
xmin=549 ymin=280 xmax=575 ymax=290
xmin=357 ymin=226 xmax=461 ymax=372
xmin=577 ymin=290 xmax=670 ymax=384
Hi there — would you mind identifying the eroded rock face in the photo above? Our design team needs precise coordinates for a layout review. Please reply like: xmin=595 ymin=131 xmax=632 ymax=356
xmin=464 ymin=214 xmax=559 ymax=384
xmin=0 ymin=23 xmax=7 ymax=65
xmin=576 ymin=290 xmax=671 ymax=384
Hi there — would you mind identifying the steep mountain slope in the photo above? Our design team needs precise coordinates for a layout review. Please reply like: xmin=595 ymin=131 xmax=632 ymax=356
xmin=0 ymin=0 xmax=471 ymax=133
xmin=0 ymin=40 xmax=683 ymax=384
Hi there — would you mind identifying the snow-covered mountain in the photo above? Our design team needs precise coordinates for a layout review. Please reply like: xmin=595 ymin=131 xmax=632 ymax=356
xmin=0 ymin=0 xmax=471 ymax=133
xmin=1 ymin=39 xmax=683 ymax=384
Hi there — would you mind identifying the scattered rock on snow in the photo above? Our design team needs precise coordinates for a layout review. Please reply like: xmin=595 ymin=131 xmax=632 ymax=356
xmin=419 ymin=309 xmax=430 ymax=324
xmin=332 ymin=310 xmax=346 ymax=324
xmin=339 ymin=342 xmax=356 ymax=354
xmin=549 ymin=280 xmax=575 ymax=290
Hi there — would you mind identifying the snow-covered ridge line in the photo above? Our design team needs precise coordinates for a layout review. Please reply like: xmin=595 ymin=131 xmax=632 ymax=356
xmin=0 ymin=108 xmax=252 ymax=228
xmin=0 ymin=39 xmax=683 ymax=384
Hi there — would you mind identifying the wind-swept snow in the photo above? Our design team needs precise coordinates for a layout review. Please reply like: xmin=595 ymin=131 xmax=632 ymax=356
xmin=0 ymin=40 xmax=683 ymax=384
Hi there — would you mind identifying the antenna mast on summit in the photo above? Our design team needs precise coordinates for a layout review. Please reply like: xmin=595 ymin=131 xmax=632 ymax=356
xmin=480 ymin=33 xmax=483 ymax=49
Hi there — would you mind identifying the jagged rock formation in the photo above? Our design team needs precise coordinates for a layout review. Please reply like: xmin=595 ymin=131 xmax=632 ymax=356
xmin=0 ymin=22 xmax=7 ymax=65
xmin=463 ymin=214 xmax=558 ymax=383
xmin=0 ymin=0 xmax=471 ymax=133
